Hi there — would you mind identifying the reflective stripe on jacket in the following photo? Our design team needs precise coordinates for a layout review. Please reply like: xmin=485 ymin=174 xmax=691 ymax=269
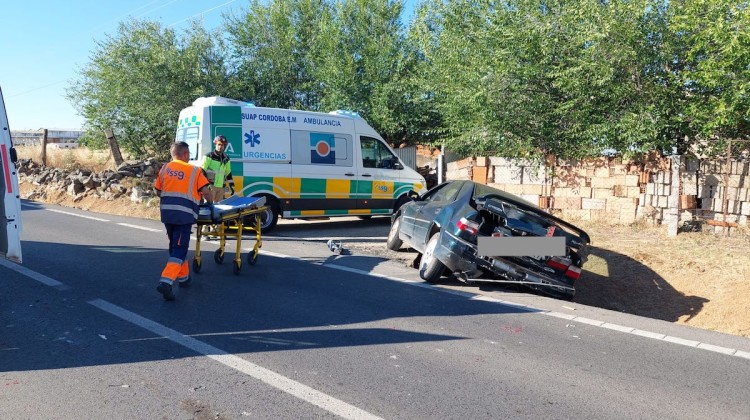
xmin=155 ymin=160 xmax=208 ymax=224
xmin=203 ymin=152 xmax=233 ymax=188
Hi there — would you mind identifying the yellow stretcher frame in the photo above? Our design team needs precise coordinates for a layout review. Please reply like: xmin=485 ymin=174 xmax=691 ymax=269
xmin=193 ymin=205 xmax=266 ymax=275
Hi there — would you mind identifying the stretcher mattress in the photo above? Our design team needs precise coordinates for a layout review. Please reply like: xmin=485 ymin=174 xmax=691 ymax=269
xmin=197 ymin=196 xmax=266 ymax=224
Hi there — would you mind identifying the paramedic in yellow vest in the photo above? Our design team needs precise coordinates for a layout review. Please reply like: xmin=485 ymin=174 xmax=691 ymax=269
xmin=203 ymin=135 xmax=235 ymax=203
xmin=154 ymin=141 xmax=213 ymax=301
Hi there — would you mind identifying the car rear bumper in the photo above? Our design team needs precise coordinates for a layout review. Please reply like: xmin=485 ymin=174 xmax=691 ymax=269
xmin=439 ymin=231 xmax=575 ymax=294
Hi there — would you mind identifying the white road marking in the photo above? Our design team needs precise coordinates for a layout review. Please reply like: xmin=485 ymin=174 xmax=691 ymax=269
xmin=116 ymin=223 xmax=162 ymax=232
xmin=46 ymin=208 xmax=110 ymax=222
xmin=255 ymin=250 xmax=750 ymax=360
xmin=0 ymin=258 xmax=64 ymax=287
xmin=602 ymin=323 xmax=634 ymax=333
xmin=88 ymin=299 xmax=382 ymax=420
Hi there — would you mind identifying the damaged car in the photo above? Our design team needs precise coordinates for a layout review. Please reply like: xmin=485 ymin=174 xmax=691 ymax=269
xmin=387 ymin=180 xmax=590 ymax=300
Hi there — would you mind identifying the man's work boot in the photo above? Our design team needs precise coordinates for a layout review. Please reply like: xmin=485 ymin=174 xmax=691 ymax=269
xmin=157 ymin=282 xmax=175 ymax=301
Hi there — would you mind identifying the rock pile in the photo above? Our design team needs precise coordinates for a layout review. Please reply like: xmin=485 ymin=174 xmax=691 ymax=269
xmin=17 ymin=158 xmax=163 ymax=204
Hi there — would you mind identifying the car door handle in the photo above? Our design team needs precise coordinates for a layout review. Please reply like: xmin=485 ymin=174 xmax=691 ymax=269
xmin=362 ymin=173 xmax=372 ymax=177
xmin=345 ymin=173 xmax=355 ymax=176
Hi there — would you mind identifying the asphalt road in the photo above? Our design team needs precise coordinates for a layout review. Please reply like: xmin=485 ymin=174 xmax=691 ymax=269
xmin=1 ymin=201 xmax=749 ymax=419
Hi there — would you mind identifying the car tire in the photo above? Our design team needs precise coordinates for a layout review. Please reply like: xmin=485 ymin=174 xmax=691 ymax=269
xmin=419 ymin=233 xmax=445 ymax=283
xmin=386 ymin=215 xmax=403 ymax=251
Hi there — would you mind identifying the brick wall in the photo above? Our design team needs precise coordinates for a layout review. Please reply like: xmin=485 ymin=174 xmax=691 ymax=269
xmin=444 ymin=155 xmax=750 ymax=231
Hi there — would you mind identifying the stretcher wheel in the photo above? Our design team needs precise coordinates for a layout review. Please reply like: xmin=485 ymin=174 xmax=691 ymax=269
xmin=192 ymin=258 xmax=201 ymax=273
xmin=247 ymin=250 xmax=258 ymax=265
xmin=233 ymin=261 xmax=241 ymax=275
xmin=214 ymin=249 xmax=225 ymax=264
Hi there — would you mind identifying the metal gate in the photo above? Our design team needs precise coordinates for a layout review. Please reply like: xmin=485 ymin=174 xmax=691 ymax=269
xmin=393 ymin=146 xmax=417 ymax=170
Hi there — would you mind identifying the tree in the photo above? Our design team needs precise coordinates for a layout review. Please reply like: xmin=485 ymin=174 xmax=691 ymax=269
xmin=410 ymin=0 xmax=679 ymax=159
xmin=67 ymin=20 xmax=233 ymax=160
xmin=228 ymin=0 xmax=428 ymax=145
xmin=226 ymin=0 xmax=332 ymax=109
xmin=668 ymin=0 xmax=750 ymax=156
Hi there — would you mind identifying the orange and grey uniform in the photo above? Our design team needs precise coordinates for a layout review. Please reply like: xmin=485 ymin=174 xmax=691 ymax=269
xmin=154 ymin=160 xmax=210 ymax=286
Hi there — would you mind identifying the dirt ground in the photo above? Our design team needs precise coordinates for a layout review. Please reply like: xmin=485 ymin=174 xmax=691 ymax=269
xmin=17 ymin=182 xmax=750 ymax=338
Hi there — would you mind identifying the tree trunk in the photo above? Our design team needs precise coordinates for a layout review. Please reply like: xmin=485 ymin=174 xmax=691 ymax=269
xmin=104 ymin=128 xmax=124 ymax=166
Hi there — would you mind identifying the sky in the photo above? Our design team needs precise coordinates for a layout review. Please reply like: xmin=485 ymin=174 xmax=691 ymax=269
xmin=0 ymin=0 xmax=245 ymax=130
xmin=1 ymin=1 xmax=418 ymax=131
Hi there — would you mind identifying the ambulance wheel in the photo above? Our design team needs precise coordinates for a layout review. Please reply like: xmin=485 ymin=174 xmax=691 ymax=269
xmin=192 ymin=259 xmax=201 ymax=273
xmin=247 ymin=196 xmax=279 ymax=234
xmin=233 ymin=261 xmax=241 ymax=275
xmin=247 ymin=250 xmax=258 ymax=265
xmin=214 ymin=249 xmax=224 ymax=264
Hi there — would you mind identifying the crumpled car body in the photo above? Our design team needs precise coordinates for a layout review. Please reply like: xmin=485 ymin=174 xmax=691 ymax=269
xmin=388 ymin=180 xmax=590 ymax=300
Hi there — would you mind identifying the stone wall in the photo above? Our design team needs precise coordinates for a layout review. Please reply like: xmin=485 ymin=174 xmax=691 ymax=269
xmin=445 ymin=154 xmax=750 ymax=233
xmin=16 ymin=158 xmax=161 ymax=204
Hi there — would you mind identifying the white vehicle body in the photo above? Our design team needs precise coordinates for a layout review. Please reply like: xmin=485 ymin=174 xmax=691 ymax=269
xmin=175 ymin=96 xmax=426 ymax=230
xmin=0 ymin=86 xmax=23 ymax=263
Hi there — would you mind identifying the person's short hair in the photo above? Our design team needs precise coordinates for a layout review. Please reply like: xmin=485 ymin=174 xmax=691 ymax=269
xmin=171 ymin=141 xmax=190 ymax=159
xmin=213 ymin=135 xmax=228 ymax=145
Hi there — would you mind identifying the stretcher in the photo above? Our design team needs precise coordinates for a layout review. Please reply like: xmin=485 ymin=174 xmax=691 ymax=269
xmin=193 ymin=196 xmax=267 ymax=275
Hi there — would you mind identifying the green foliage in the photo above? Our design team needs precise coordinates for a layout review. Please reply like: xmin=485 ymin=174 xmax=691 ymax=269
xmin=226 ymin=0 xmax=331 ymax=109
xmin=316 ymin=0 xmax=424 ymax=144
xmin=669 ymin=0 xmax=750 ymax=155
xmin=67 ymin=20 xmax=233 ymax=160
xmin=410 ymin=0 xmax=678 ymax=159
xmin=66 ymin=0 xmax=750 ymax=160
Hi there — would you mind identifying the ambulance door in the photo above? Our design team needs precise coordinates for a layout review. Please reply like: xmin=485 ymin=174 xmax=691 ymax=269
xmin=356 ymin=136 xmax=401 ymax=215
xmin=290 ymin=130 xmax=357 ymax=216
xmin=0 ymin=86 xmax=22 ymax=263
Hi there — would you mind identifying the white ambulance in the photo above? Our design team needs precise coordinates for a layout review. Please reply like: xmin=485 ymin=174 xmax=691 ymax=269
xmin=175 ymin=96 xmax=427 ymax=232
xmin=0 ymin=85 xmax=23 ymax=263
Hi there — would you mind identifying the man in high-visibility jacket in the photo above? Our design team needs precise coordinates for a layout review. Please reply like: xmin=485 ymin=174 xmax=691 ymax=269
xmin=203 ymin=135 xmax=235 ymax=203
xmin=154 ymin=141 xmax=213 ymax=301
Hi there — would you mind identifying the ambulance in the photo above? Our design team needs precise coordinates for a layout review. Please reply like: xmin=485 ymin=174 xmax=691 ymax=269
xmin=0 ymin=85 xmax=23 ymax=263
xmin=175 ymin=96 xmax=427 ymax=232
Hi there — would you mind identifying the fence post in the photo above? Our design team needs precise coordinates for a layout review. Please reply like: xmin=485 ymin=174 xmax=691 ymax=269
xmin=104 ymin=128 xmax=124 ymax=166
xmin=40 ymin=129 xmax=47 ymax=166
xmin=666 ymin=154 xmax=681 ymax=236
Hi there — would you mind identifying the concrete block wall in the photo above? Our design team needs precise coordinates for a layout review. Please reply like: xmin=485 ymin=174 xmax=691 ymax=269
xmin=444 ymin=154 xmax=750 ymax=228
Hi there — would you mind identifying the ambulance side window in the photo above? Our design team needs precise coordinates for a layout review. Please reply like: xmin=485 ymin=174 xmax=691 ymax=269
xmin=360 ymin=136 xmax=398 ymax=169
xmin=176 ymin=127 xmax=200 ymax=160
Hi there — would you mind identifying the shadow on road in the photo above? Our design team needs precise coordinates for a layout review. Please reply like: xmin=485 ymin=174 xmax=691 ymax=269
xmin=271 ymin=217 xmax=711 ymax=324
xmin=1 ymin=232 xmax=535 ymax=373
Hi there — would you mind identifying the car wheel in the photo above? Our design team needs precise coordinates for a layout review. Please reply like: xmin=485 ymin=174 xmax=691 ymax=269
xmin=386 ymin=215 xmax=403 ymax=251
xmin=419 ymin=233 xmax=445 ymax=283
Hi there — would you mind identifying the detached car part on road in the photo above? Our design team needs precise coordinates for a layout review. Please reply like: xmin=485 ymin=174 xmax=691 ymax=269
xmin=387 ymin=181 xmax=590 ymax=300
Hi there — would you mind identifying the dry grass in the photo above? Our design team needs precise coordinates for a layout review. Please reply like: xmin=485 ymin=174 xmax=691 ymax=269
xmin=15 ymin=145 xmax=124 ymax=172
xmin=574 ymin=221 xmax=750 ymax=337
